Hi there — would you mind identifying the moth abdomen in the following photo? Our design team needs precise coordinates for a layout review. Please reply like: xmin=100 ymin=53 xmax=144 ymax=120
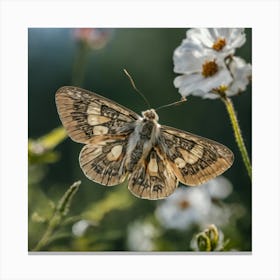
xmin=126 ymin=141 xmax=144 ymax=172
xmin=140 ymin=121 xmax=154 ymax=139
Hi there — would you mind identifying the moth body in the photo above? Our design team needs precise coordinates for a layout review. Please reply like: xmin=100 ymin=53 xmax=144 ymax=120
xmin=125 ymin=109 xmax=161 ymax=172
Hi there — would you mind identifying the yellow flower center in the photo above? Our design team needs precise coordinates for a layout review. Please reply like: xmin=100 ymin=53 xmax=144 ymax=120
xmin=212 ymin=84 xmax=228 ymax=95
xmin=212 ymin=38 xmax=226 ymax=51
xmin=218 ymin=84 xmax=228 ymax=92
xmin=202 ymin=60 xmax=218 ymax=77
xmin=179 ymin=200 xmax=190 ymax=209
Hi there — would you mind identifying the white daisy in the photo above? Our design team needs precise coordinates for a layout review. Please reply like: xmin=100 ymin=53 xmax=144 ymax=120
xmin=173 ymin=52 xmax=233 ymax=98
xmin=186 ymin=28 xmax=246 ymax=58
xmin=173 ymin=28 xmax=250 ymax=99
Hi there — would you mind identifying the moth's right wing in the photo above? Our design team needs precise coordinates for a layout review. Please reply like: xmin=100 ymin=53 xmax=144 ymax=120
xmin=55 ymin=86 xmax=139 ymax=143
xmin=159 ymin=125 xmax=234 ymax=186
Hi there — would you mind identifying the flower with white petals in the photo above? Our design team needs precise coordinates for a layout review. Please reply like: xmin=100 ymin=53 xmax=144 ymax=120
xmin=127 ymin=220 xmax=159 ymax=251
xmin=186 ymin=28 xmax=246 ymax=58
xmin=155 ymin=176 xmax=233 ymax=230
xmin=205 ymin=176 xmax=233 ymax=199
xmin=174 ymin=52 xmax=233 ymax=98
xmin=173 ymin=28 xmax=250 ymax=99
xmin=155 ymin=186 xmax=212 ymax=230
xmin=197 ymin=176 xmax=233 ymax=227
xmin=225 ymin=56 xmax=252 ymax=96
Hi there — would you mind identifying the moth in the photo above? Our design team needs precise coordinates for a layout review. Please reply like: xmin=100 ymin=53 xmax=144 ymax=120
xmin=55 ymin=86 xmax=234 ymax=200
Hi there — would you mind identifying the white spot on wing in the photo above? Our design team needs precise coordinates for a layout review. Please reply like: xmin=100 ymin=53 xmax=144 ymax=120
xmin=191 ymin=145 xmax=204 ymax=158
xmin=107 ymin=145 xmax=123 ymax=161
xmin=87 ymin=103 xmax=100 ymax=115
xmin=179 ymin=145 xmax=203 ymax=164
xmin=111 ymin=145 xmax=123 ymax=159
xmin=175 ymin=157 xmax=186 ymax=168
xmin=148 ymin=158 xmax=158 ymax=173
xmin=87 ymin=115 xmax=110 ymax=125
xmin=93 ymin=125 xmax=109 ymax=135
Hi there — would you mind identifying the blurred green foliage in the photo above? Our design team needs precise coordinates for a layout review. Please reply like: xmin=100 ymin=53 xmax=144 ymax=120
xmin=28 ymin=28 xmax=251 ymax=251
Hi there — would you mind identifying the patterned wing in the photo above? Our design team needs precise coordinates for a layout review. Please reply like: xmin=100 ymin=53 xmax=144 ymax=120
xmin=79 ymin=136 xmax=128 ymax=186
xmin=159 ymin=125 xmax=234 ymax=186
xmin=128 ymin=148 xmax=178 ymax=200
xmin=55 ymin=86 xmax=139 ymax=143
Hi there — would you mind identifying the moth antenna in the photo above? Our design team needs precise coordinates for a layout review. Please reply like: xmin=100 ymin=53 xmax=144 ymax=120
xmin=155 ymin=96 xmax=187 ymax=111
xmin=123 ymin=69 xmax=151 ymax=108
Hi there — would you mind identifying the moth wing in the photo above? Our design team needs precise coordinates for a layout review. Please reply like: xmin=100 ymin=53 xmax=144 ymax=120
xmin=128 ymin=148 xmax=178 ymax=200
xmin=79 ymin=136 xmax=129 ymax=186
xmin=159 ymin=125 xmax=234 ymax=186
xmin=55 ymin=86 xmax=139 ymax=143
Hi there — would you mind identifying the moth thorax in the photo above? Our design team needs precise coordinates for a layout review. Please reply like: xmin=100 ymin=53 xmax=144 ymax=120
xmin=142 ymin=109 xmax=159 ymax=121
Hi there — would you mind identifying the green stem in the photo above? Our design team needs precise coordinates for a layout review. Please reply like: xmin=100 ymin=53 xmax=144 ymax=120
xmin=222 ymin=96 xmax=252 ymax=180
xmin=72 ymin=42 xmax=90 ymax=86
xmin=32 ymin=181 xmax=81 ymax=251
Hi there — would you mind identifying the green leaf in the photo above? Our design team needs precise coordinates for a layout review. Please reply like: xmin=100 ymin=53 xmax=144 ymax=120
xmin=84 ymin=186 xmax=133 ymax=222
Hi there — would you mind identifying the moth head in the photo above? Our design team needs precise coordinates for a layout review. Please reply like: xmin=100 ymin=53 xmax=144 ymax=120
xmin=142 ymin=109 xmax=159 ymax=122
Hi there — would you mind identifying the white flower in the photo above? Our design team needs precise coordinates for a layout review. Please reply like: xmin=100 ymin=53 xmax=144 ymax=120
xmin=186 ymin=28 xmax=246 ymax=58
xmin=127 ymin=220 xmax=159 ymax=251
xmin=198 ymin=176 xmax=233 ymax=227
xmin=173 ymin=53 xmax=232 ymax=98
xmin=173 ymin=28 xmax=250 ymax=99
xmin=202 ymin=203 xmax=232 ymax=227
xmin=226 ymin=56 xmax=252 ymax=96
xmin=155 ymin=176 xmax=233 ymax=230
xmin=155 ymin=187 xmax=211 ymax=230
xmin=205 ymin=176 xmax=233 ymax=199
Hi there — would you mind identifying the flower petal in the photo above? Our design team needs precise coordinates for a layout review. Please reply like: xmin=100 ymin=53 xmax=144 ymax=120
xmin=227 ymin=56 xmax=252 ymax=95
xmin=227 ymin=28 xmax=246 ymax=49
xmin=187 ymin=28 xmax=214 ymax=48
xmin=173 ymin=48 xmax=207 ymax=74
xmin=207 ymin=176 xmax=233 ymax=199
xmin=174 ymin=66 xmax=232 ymax=98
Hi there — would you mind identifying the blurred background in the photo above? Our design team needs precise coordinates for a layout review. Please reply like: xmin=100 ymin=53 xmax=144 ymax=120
xmin=28 ymin=28 xmax=251 ymax=252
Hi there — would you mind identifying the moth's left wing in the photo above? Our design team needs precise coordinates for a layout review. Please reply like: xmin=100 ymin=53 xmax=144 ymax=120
xmin=128 ymin=148 xmax=178 ymax=200
xmin=56 ymin=86 xmax=139 ymax=143
xmin=159 ymin=125 xmax=234 ymax=186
